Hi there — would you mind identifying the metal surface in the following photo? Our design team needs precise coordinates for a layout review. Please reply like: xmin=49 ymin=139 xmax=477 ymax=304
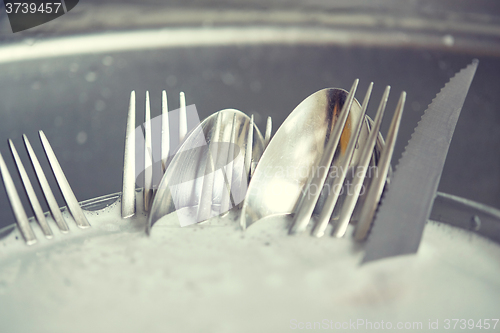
xmin=0 ymin=39 xmax=498 ymax=229
xmin=240 ymin=88 xmax=380 ymax=230
xmin=143 ymin=91 xmax=153 ymax=211
xmin=312 ymin=83 xmax=373 ymax=238
xmin=332 ymin=86 xmax=391 ymax=238
xmin=264 ymin=116 xmax=272 ymax=148
xmin=122 ymin=90 xmax=190 ymax=219
xmin=121 ymin=91 xmax=136 ymax=218
xmin=39 ymin=130 xmax=91 ymax=229
xmin=0 ymin=3 xmax=498 ymax=330
xmin=430 ymin=192 xmax=500 ymax=244
xmin=290 ymin=79 xmax=358 ymax=235
xmin=220 ymin=114 xmax=238 ymax=214
xmin=0 ymin=152 xmax=36 ymax=245
xmin=179 ymin=92 xmax=187 ymax=143
xmin=147 ymin=109 xmax=265 ymax=233
xmin=161 ymin=90 xmax=170 ymax=173
xmin=23 ymin=135 xmax=69 ymax=233
xmin=363 ymin=60 xmax=478 ymax=263
xmin=8 ymin=140 xmax=53 ymax=238
xmin=0 ymin=131 xmax=93 ymax=243
xmin=354 ymin=92 xmax=406 ymax=240
xmin=243 ymin=114 xmax=254 ymax=185
xmin=197 ymin=111 xmax=223 ymax=222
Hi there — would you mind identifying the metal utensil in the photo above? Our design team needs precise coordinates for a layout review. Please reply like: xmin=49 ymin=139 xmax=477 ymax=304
xmin=121 ymin=90 xmax=189 ymax=218
xmin=240 ymin=83 xmax=390 ymax=231
xmin=0 ymin=131 xmax=90 ymax=244
xmin=289 ymin=79 xmax=360 ymax=235
xmin=331 ymin=89 xmax=406 ymax=238
xmin=282 ymin=81 xmax=406 ymax=238
xmin=363 ymin=60 xmax=478 ymax=263
xmin=147 ymin=109 xmax=266 ymax=233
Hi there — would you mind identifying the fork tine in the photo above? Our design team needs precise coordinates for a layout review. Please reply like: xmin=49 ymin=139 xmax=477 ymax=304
xmin=289 ymin=79 xmax=359 ymax=235
xmin=0 ymin=152 xmax=37 ymax=244
xmin=244 ymin=115 xmax=254 ymax=180
xmin=161 ymin=90 xmax=170 ymax=174
xmin=24 ymin=135 xmax=69 ymax=233
xmin=179 ymin=92 xmax=187 ymax=143
xmin=264 ymin=116 xmax=272 ymax=147
xmin=122 ymin=91 xmax=136 ymax=218
xmin=354 ymin=91 xmax=406 ymax=240
xmin=9 ymin=140 xmax=53 ymax=238
xmin=312 ymin=82 xmax=373 ymax=238
xmin=144 ymin=91 xmax=153 ymax=211
xmin=39 ymin=130 xmax=91 ymax=229
xmin=241 ymin=114 xmax=255 ymax=207
xmin=332 ymin=86 xmax=390 ymax=238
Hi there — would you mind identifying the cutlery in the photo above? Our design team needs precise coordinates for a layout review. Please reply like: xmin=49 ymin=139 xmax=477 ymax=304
xmin=147 ymin=109 xmax=266 ymax=232
xmin=240 ymin=81 xmax=403 ymax=237
xmin=0 ymin=131 xmax=90 ymax=244
xmin=363 ymin=60 xmax=478 ymax=263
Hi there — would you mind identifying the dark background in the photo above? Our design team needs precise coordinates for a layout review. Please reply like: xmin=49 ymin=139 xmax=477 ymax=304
xmin=0 ymin=0 xmax=499 ymax=229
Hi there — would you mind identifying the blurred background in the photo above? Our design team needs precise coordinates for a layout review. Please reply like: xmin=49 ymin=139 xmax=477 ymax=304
xmin=0 ymin=0 xmax=499 ymax=229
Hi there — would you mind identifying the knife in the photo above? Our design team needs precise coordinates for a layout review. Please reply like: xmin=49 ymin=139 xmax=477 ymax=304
xmin=363 ymin=60 xmax=478 ymax=263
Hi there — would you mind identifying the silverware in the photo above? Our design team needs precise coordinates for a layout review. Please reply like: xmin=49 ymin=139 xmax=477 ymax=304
xmin=353 ymin=91 xmax=405 ymax=240
xmin=363 ymin=60 xmax=478 ymax=263
xmin=121 ymin=90 xmax=188 ymax=218
xmin=0 ymin=64 xmax=487 ymax=254
xmin=240 ymin=81 xmax=405 ymax=237
xmin=147 ymin=109 xmax=267 ymax=233
xmin=0 ymin=131 xmax=89 ymax=244
xmin=307 ymin=82 xmax=371 ymax=237
xmin=291 ymin=82 xmax=406 ymax=238
xmin=241 ymin=87 xmax=360 ymax=230
xmin=289 ymin=79 xmax=361 ymax=235
xmin=331 ymin=89 xmax=406 ymax=238
xmin=120 ymin=88 xmax=268 ymax=233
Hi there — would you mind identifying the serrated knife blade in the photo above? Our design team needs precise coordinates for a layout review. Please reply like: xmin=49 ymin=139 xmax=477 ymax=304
xmin=363 ymin=60 xmax=478 ymax=263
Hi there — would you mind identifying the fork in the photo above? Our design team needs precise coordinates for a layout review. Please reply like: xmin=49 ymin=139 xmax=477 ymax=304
xmin=1 ymin=89 xmax=193 ymax=244
xmin=122 ymin=89 xmax=273 ymax=227
xmin=287 ymin=80 xmax=406 ymax=239
xmin=121 ymin=90 xmax=192 ymax=218
xmin=0 ymin=131 xmax=90 ymax=245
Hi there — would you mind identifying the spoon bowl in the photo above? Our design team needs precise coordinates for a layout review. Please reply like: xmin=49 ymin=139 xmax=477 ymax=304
xmin=240 ymin=88 xmax=386 ymax=230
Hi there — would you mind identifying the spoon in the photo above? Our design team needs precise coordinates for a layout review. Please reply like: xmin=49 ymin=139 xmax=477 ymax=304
xmin=240 ymin=83 xmax=369 ymax=229
xmin=147 ymin=109 xmax=265 ymax=233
